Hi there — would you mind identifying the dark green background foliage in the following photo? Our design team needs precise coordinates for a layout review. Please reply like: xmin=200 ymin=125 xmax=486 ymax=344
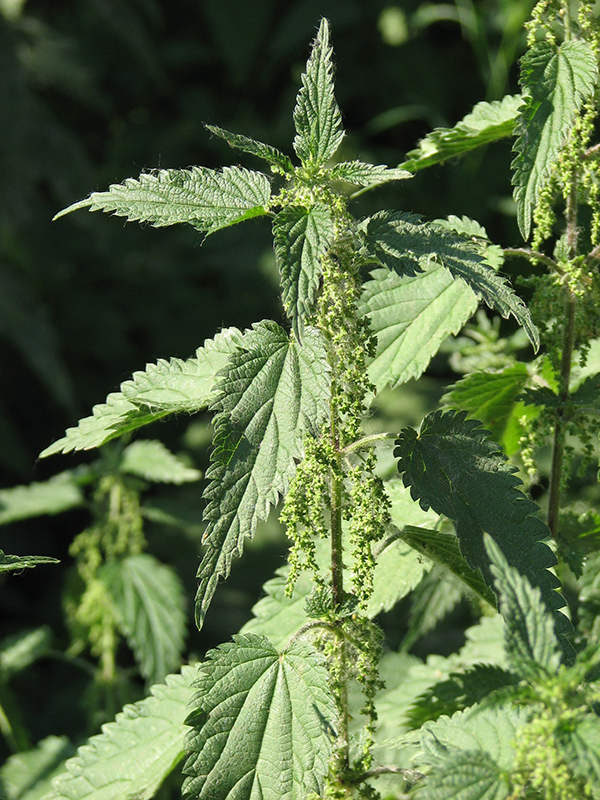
xmin=0 ymin=0 xmax=534 ymax=765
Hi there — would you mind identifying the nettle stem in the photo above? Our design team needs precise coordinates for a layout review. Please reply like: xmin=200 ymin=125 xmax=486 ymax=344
xmin=547 ymin=175 xmax=578 ymax=538
xmin=329 ymin=391 xmax=351 ymax=775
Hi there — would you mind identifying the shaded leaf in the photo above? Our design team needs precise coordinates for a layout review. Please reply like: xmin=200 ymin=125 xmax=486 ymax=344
xmin=206 ymin=124 xmax=294 ymax=174
xmin=406 ymin=664 xmax=517 ymax=729
xmin=273 ymin=204 xmax=335 ymax=333
xmin=101 ymin=554 xmax=186 ymax=685
xmin=361 ymin=211 xmax=539 ymax=350
xmin=0 ymin=627 xmax=52 ymax=680
xmin=0 ymin=472 xmax=84 ymax=524
xmin=120 ymin=440 xmax=201 ymax=484
xmin=47 ymin=665 xmax=197 ymax=800
xmin=394 ymin=410 xmax=573 ymax=655
xmin=402 ymin=95 xmax=524 ymax=172
xmin=398 ymin=526 xmax=496 ymax=607
xmin=513 ymin=40 xmax=598 ymax=239
xmin=570 ymin=373 xmax=600 ymax=408
xmin=293 ymin=18 xmax=344 ymax=166
xmin=41 ymin=327 xmax=242 ymax=456
xmin=403 ymin=568 xmax=464 ymax=652
xmin=485 ymin=534 xmax=561 ymax=682
xmin=183 ymin=634 xmax=335 ymax=800
xmin=0 ymin=270 xmax=74 ymax=412
xmin=54 ymin=166 xmax=272 ymax=235
xmin=195 ymin=322 xmax=330 ymax=629
xmin=0 ymin=736 xmax=74 ymax=800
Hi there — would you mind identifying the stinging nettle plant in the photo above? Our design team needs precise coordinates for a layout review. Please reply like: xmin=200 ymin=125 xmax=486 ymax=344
xmin=13 ymin=4 xmax=600 ymax=798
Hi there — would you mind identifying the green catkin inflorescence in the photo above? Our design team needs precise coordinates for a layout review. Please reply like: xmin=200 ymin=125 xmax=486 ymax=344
xmin=511 ymin=706 xmax=591 ymax=799
xmin=67 ymin=473 xmax=146 ymax=665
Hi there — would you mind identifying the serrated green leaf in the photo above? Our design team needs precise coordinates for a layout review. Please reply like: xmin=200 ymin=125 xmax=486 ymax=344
xmin=485 ymin=534 xmax=561 ymax=682
xmin=100 ymin=554 xmax=186 ymax=684
xmin=417 ymin=704 xmax=527 ymax=772
xmin=241 ymin=568 xmax=313 ymax=650
xmin=293 ymin=18 xmax=344 ymax=166
xmin=0 ymin=627 xmax=52 ymax=680
xmin=561 ymin=715 xmax=600 ymax=799
xmin=206 ymin=124 xmax=294 ymax=174
xmin=398 ymin=526 xmax=496 ymax=607
xmin=402 ymin=94 xmax=524 ymax=172
xmin=41 ymin=327 xmax=242 ymax=456
xmin=120 ymin=440 xmax=201 ymax=484
xmin=0 ymin=552 xmax=59 ymax=573
xmin=417 ymin=750 xmax=510 ymax=800
xmin=195 ymin=322 xmax=330 ymax=629
xmin=394 ymin=410 xmax=573 ymax=656
xmin=359 ymin=264 xmax=477 ymax=391
xmin=183 ymin=634 xmax=336 ymax=800
xmin=513 ymin=40 xmax=598 ymax=239
xmin=0 ymin=736 xmax=74 ymax=800
xmin=443 ymin=215 xmax=505 ymax=270
xmin=48 ymin=665 xmax=198 ymax=800
xmin=570 ymin=372 xmax=600 ymax=408
xmin=0 ymin=471 xmax=83 ymax=524
xmin=361 ymin=211 xmax=539 ymax=351
xmin=329 ymin=160 xmax=412 ymax=186
xmin=368 ymin=535 xmax=431 ymax=617
xmin=54 ymin=166 xmax=272 ymax=234
xmin=403 ymin=568 xmax=464 ymax=651
xmin=273 ymin=204 xmax=335 ymax=333
xmin=375 ymin=616 xmax=507 ymax=758
xmin=443 ymin=364 xmax=530 ymax=455
xmin=407 ymin=664 xmax=516 ymax=729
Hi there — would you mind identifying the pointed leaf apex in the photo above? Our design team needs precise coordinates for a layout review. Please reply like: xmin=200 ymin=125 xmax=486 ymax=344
xmin=52 ymin=198 xmax=93 ymax=221
xmin=293 ymin=18 xmax=344 ymax=166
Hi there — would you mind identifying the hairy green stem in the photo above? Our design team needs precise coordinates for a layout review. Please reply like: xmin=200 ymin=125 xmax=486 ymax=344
xmin=546 ymin=175 xmax=578 ymax=539
xmin=328 ymin=397 xmax=351 ymax=777
xmin=503 ymin=247 xmax=561 ymax=274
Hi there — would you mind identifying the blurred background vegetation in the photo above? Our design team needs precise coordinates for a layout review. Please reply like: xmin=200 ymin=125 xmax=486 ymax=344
xmin=0 ymin=0 xmax=537 ymax=762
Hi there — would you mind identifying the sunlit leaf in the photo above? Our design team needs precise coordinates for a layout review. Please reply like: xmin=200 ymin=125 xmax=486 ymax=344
xmin=293 ymin=18 xmax=344 ymax=166
xmin=206 ymin=124 xmax=294 ymax=174
xmin=48 ymin=665 xmax=198 ymax=800
xmin=273 ymin=203 xmax=334 ymax=333
xmin=183 ymin=634 xmax=335 ymax=800
xmin=485 ymin=534 xmax=561 ymax=682
xmin=359 ymin=264 xmax=477 ymax=390
xmin=361 ymin=211 xmax=539 ymax=350
xmin=513 ymin=40 xmax=598 ymax=239
xmin=402 ymin=95 xmax=524 ymax=172
xmin=0 ymin=471 xmax=84 ymax=524
xmin=195 ymin=322 xmax=330 ymax=629
xmin=41 ymin=328 xmax=242 ymax=456
xmin=54 ymin=166 xmax=272 ymax=234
